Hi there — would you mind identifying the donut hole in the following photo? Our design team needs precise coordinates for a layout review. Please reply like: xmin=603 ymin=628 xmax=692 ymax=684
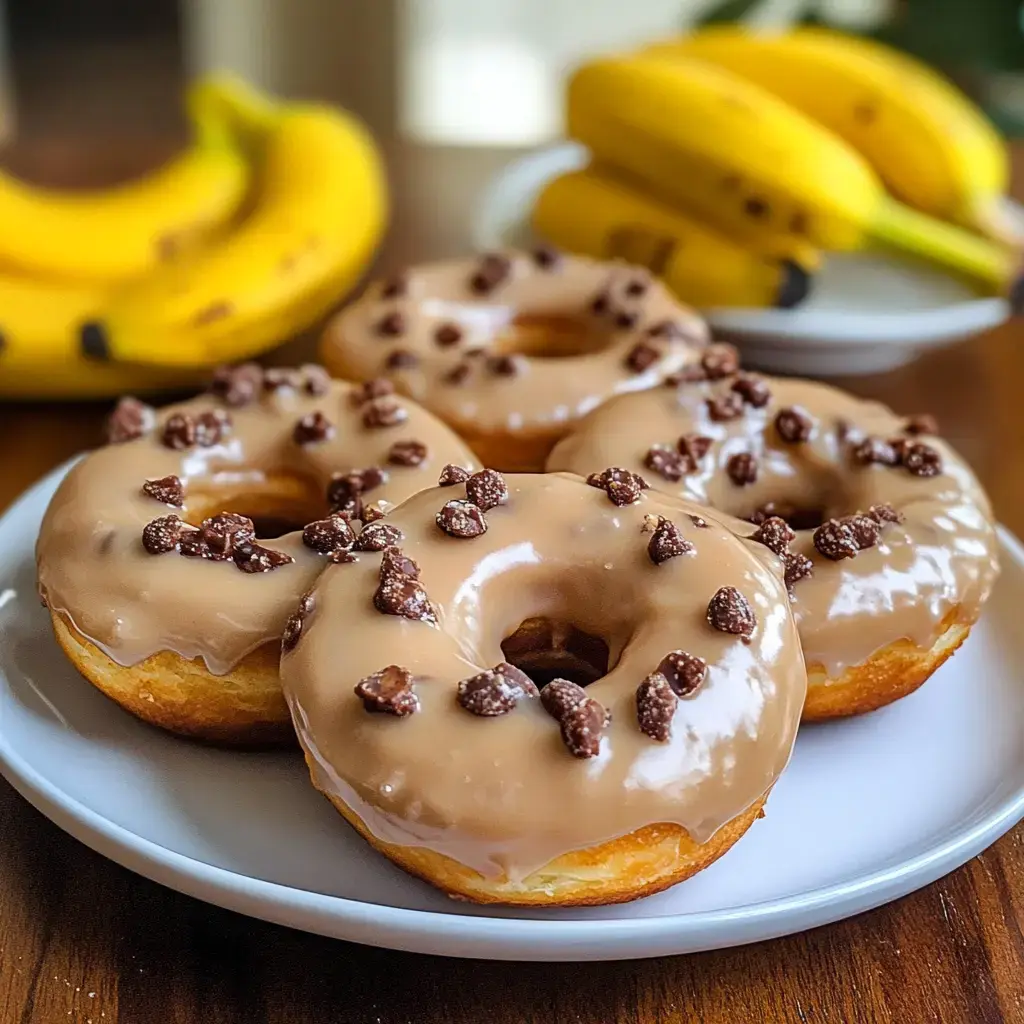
xmin=183 ymin=474 xmax=323 ymax=539
xmin=741 ymin=501 xmax=826 ymax=532
xmin=494 ymin=314 xmax=610 ymax=360
xmin=500 ymin=617 xmax=611 ymax=689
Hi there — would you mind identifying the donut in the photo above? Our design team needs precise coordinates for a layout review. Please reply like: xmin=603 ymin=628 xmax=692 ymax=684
xmin=547 ymin=369 xmax=1000 ymax=720
xmin=279 ymin=470 xmax=805 ymax=905
xmin=36 ymin=363 xmax=479 ymax=745
xmin=319 ymin=249 xmax=708 ymax=472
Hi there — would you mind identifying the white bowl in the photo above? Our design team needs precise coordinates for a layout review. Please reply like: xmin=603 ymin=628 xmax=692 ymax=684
xmin=473 ymin=142 xmax=1013 ymax=377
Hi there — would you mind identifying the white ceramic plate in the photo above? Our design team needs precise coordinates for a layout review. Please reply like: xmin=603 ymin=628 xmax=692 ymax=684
xmin=2 ymin=463 xmax=1023 ymax=961
xmin=473 ymin=143 xmax=1014 ymax=376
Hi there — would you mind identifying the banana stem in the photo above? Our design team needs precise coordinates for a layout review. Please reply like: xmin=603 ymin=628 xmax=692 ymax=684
xmin=186 ymin=74 xmax=281 ymax=151
xmin=870 ymin=198 xmax=1012 ymax=294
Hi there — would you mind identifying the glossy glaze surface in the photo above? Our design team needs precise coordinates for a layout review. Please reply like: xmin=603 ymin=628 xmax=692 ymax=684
xmin=321 ymin=251 xmax=708 ymax=442
xmin=36 ymin=375 xmax=479 ymax=674
xmin=548 ymin=376 xmax=999 ymax=676
xmin=281 ymin=473 xmax=806 ymax=880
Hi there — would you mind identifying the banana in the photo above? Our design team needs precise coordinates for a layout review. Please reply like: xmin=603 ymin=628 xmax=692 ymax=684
xmin=649 ymin=27 xmax=1013 ymax=243
xmin=0 ymin=273 xmax=202 ymax=399
xmin=0 ymin=87 xmax=248 ymax=284
xmin=533 ymin=166 xmax=814 ymax=308
xmin=567 ymin=55 xmax=1017 ymax=293
xmin=81 ymin=76 xmax=387 ymax=368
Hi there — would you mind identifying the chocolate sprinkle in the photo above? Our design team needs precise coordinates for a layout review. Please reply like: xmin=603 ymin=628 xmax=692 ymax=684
xmin=678 ymin=434 xmax=713 ymax=462
xmin=540 ymin=678 xmax=588 ymax=721
xmin=731 ymin=375 xmax=771 ymax=408
xmin=388 ymin=440 xmax=428 ymax=467
xmin=644 ymin=445 xmax=689 ymax=482
xmin=869 ymin=503 xmax=902 ymax=524
xmin=302 ymin=515 xmax=356 ymax=555
xmin=559 ymin=697 xmax=608 ymax=758
xmin=646 ymin=516 xmax=695 ymax=565
xmin=233 ymin=542 xmax=294 ymax=573
xmin=142 ymin=515 xmax=183 ymax=554
xmin=161 ymin=413 xmax=197 ymax=450
xmin=380 ymin=545 xmax=420 ymax=580
xmin=434 ymin=322 xmax=463 ymax=347
xmin=843 ymin=513 xmax=881 ymax=550
xmin=726 ymin=452 xmax=758 ymax=486
xmin=302 ymin=364 xmax=331 ymax=396
xmin=106 ymin=397 xmax=155 ymax=444
xmin=706 ymin=586 xmax=756 ymax=639
xmin=706 ymin=392 xmax=745 ymax=422
xmin=813 ymin=519 xmax=859 ymax=560
xmin=625 ymin=341 xmax=660 ymax=372
xmin=658 ymin=650 xmax=707 ymax=697
xmin=852 ymin=437 xmax=900 ymax=467
xmin=281 ymin=592 xmax=315 ymax=653
xmin=436 ymin=499 xmax=487 ymax=538
xmin=210 ymin=363 xmax=263 ymax=407
xmin=487 ymin=354 xmax=523 ymax=377
xmin=373 ymin=573 xmax=435 ymax=623
xmin=376 ymin=311 xmax=406 ymax=337
xmin=587 ymin=467 xmax=648 ymax=506
xmin=355 ymin=665 xmax=419 ymax=716
xmin=469 ymin=252 xmax=512 ymax=294
xmin=199 ymin=512 xmax=255 ymax=559
xmin=293 ymin=410 xmax=335 ymax=445
xmin=532 ymin=245 xmax=561 ymax=269
xmin=783 ymin=551 xmax=814 ymax=588
xmin=466 ymin=469 xmax=508 ymax=512
xmin=385 ymin=349 xmax=419 ymax=370
xmin=902 ymin=442 xmax=943 ymax=477
xmin=751 ymin=516 xmax=795 ymax=556
xmin=701 ymin=344 xmax=740 ymax=380
xmin=142 ymin=475 xmax=184 ymax=507
xmin=351 ymin=378 xmax=394 ymax=405
xmin=636 ymin=673 xmax=677 ymax=742
xmin=362 ymin=397 xmax=408 ymax=429
xmin=354 ymin=522 xmax=404 ymax=551
xmin=457 ymin=663 xmax=539 ymax=716
xmin=775 ymin=407 xmax=814 ymax=444
xmin=438 ymin=464 xmax=471 ymax=487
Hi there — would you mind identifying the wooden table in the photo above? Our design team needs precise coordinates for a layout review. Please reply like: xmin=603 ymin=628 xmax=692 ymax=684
xmin=3 ymin=72 xmax=1024 ymax=1024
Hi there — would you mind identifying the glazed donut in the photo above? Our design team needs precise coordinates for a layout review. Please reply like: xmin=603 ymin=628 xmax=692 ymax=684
xmin=279 ymin=470 xmax=805 ymax=905
xmin=36 ymin=363 xmax=479 ymax=745
xmin=320 ymin=249 xmax=708 ymax=471
xmin=547 ymin=369 xmax=1000 ymax=720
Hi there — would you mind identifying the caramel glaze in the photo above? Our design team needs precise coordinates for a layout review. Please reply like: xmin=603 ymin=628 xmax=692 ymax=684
xmin=36 ymin=377 xmax=479 ymax=675
xmin=320 ymin=250 xmax=708 ymax=448
xmin=548 ymin=376 xmax=999 ymax=678
xmin=280 ymin=473 xmax=806 ymax=882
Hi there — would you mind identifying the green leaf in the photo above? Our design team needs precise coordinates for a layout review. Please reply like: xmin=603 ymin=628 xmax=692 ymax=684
xmin=694 ymin=0 xmax=762 ymax=28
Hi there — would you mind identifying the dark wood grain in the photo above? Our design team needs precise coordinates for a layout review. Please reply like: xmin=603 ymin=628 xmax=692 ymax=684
xmin=2 ymin=40 xmax=1024 ymax=1024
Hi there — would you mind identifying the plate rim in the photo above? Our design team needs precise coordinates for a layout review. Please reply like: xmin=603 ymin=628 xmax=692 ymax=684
xmin=2 ymin=464 xmax=1024 ymax=961
xmin=473 ymin=141 xmax=1011 ymax=347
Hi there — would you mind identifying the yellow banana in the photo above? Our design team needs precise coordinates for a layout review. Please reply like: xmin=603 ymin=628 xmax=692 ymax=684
xmin=567 ymin=55 xmax=1017 ymax=293
xmin=0 ymin=86 xmax=248 ymax=284
xmin=649 ymin=27 xmax=1013 ymax=243
xmin=0 ymin=273 xmax=202 ymax=398
xmin=82 ymin=75 xmax=387 ymax=368
xmin=533 ymin=166 xmax=814 ymax=308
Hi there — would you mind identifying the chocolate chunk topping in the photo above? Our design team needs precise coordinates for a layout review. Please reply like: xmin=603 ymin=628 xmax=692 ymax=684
xmin=532 ymin=244 xmax=561 ymax=269
xmin=433 ymin=322 xmax=463 ymax=347
xmin=351 ymin=378 xmax=395 ymax=405
xmin=644 ymin=445 xmax=688 ymax=482
xmin=590 ymin=292 xmax=609 ymax=316
xmin=161 ymin=413 xmax=197 ymax=450
xmin=469 ymin=252 xmax=512 ymax=294
xmin=665 ymin=364 xmax=710 ymax=386
xmin=706 ymin=392 xmax=745 ymax=422
xmin=233 ymin=542 xmax=294 ymax=573
xmin=262 ymin=367 xmax=300 ymax=391
xmin=200 ymin=512 xmax=255 ymax=559
xmin=902 ymin=441 xmax=943 ymax=477
xmin=302 ymin=364 xmax=331 ymax=396
xmin=327 ymin=467 xmax=387 ymax=517
xmin=852 ymin=437 xmax=900 ymax=467
xmin=678 ymin=434 xmax=713 ymax=462
xmin=647 ymin=319 xmax=689 ymax=340
xmin=658 ymin=650 xmax=707 ymax=697
xmin=360 ymin=504 xmax=387 ymax=524
xmin=541 ymin=678 xmax=588 ymax=721
xmin=843 ymin=513 xmax=881 ymax=550
xmin=438 ymin=463 xmax=471 ymax=487
xmin=362 ymin=397 xmax=408 ymax=429
xmin=775 ymin=406 xmax=814 ymax=443
xmin=177 ymin=527 xmax=205 ymax=557
xmin=373 ymin=573 xmax=435 ymax=623
xmin=813 ymin=519 xmax=859 ymax=560
xmin=142 ymin=475 xmax=184 ymax=507
xmin=707 ymin=586 xmax=756 ymax=639
xmin=689 ymin=514 xmax=709 ymax=529
xmin=380 ymin=545 xmax=420 ymax=580
xmin=487 ymin=354 xmax=523 ymax=377
xmin=196 ymin=409 xmax=231 ymax=447
xmin=869 ymin=503 xmax=902 ymax=524
xmin=731 ymin=375 xmax=771 ymax=408
xmin=751 ymin=516 xmax=795 ymax=555
xmin=281 ymin=592 xmax=314 ymax=653
xmin=614 ymin=309 xmax=639 ymax=330
xmin=142 ymin=515 xmax=183 ymax=554
xmin=293 ymin=410 xmax=335 ymax=445
xmin=354 ymin=522 xmax=404 ymax=551
xmin=436 ymin=499 xmax=487 ymax=538
xmin=355 ymin=665 xmax=419 ymax=716
xmin=701 ymin=344 xmax=740 ymax=380
xmin=466 ymin=469 xmax=508 ymax=512
xmin=106 ymin=397 xmax=155 ymax=444
xmin=457 ymin=663 xmax=539 ymax=716
xmin=625 ymin=341 xmax=660 ymax=372
xmin=636 ymin=673 xmax=677 ymax=742
xmin=646 ymin=516 xmax=695 ymax=565
xmin=560 ymin=697 xmax=608 ymax=758
xmin=904 ymin=414 xmax=938 ymax=436
xmin=302 ymin=515 xmax=356 ymax=555
xmin=380 ymin=275 xmax=408 ymax=300
xmin=444 ymin=362 xmax=473 ymax=386
xmin=587 ymin=466 xmax=648 ymax=506
xmin=210 ymin=363 xmax=263 ymax=406
xmin=625 ymin=277 xmax=649 ymax=297
xmin=387 ymin=439 xmax=428 ymax=467
xmin=376 ymin=311 xmax=406 ymax=337
xmin=783 ymin=551 xmax=814 ymax=588
xmin=385 ymin=349 xmax=419 ymax=370
xmin=726 ymin=452 xmax=758 ymax=486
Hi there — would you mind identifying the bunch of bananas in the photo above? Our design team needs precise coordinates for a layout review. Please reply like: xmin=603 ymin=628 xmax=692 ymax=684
xmin=533 ymin=26 xmax=1021 ymax=312
xmin=0 ymin=74 xmax=386 ymax=399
